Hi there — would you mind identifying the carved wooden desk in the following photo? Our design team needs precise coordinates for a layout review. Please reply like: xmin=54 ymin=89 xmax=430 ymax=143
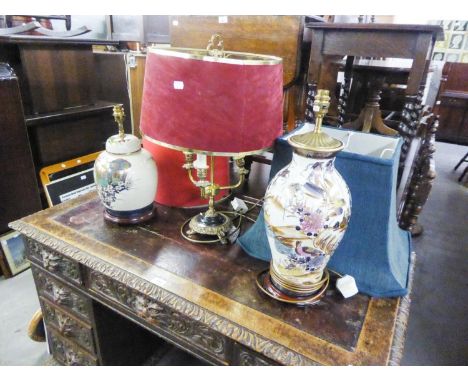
xmin=10 ymin=192 xmax=410 ymax=366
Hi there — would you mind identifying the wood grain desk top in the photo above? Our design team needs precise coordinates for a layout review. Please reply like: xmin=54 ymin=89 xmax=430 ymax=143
xmin=11 ymin=187 xmax=410 ymax=365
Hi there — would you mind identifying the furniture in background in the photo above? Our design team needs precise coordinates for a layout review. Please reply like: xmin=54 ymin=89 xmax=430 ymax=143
xmin=110 ymin=15 xmax=170 ymax=44
xmin=4 ymin=15 xmax=71 ymax=30
xmin=0 ymin=64 xmax=42 ymax=235
xmin=433 ymin=62 xmax=468 ymax=145
xmin=0 ymin=35 xmax=126 ymax=209
xmin=305 ymin=23 xmax=443 ymax=173
xmin=10 ymin=161 xmax=412 ymax=365
xmin=453 ymin=152 xmax=468 ymax=183
xmin=398 ymin=111 xmax=439 ymax=235
xmin=342 ymin=60 xmax=412 ymax=131
xmin=125 ymin=52 xmax=147 ymax=137
xmin=0 ymin=16 xmax=91 ymax=39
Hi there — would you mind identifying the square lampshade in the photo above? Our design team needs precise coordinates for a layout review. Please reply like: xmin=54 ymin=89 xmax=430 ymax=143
xmin=140 ymin=47 xmax=284 ymax=155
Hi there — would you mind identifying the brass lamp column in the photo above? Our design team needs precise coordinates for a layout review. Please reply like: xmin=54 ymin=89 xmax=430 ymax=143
xmin=182 ymin=153 xmax=249 ymax=243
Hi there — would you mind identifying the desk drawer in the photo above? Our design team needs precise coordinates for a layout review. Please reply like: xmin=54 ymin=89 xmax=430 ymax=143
xmin=26 ymin=239 xmax=82 ymax=285
xmin=41 ymin=297 xmax=96 ymax=354
xmin=48 ymin=328 xmax=98 ymax=366
xmin=87 ymin=270 xmax=229 ymax=363
xmin=31 ymin=265 xmax=92 ymax=323
xmin=231 ymin=342 xmax=278 ymax=365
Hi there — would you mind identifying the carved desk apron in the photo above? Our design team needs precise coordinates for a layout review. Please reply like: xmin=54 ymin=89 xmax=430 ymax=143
xmin=10 ymin=192 xmax=412 ymax=365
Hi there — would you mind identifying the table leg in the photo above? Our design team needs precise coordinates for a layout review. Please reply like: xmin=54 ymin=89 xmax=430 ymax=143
xmin=305 ymin=82 xmax=317 ymax=123
xmin=344 ymin=75 xmax=398 ymax=135
xmin=337 ymin=56 xmax=354 ymax=127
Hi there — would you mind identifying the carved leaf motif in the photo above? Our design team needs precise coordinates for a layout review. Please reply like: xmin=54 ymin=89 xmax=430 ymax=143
xmin=52 ymin=285 xmax=72 ymax=306
xmin=55 ymin=313 xmax=74 ymax=336
xmin=239 ymin=350 xmax=271 ymax=366
xmin=17 ymin=231 xmax=313 ymax=365
xmin=42 ymin=250 xmax=62 ymax=271
xmin=50 ymin=332 xmax=95 ymax=366
xmin=89 ymin=270 xmax=226 ymax=357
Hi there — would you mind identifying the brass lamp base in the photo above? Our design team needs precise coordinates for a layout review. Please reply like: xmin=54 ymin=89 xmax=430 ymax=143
xmin=187 ymin=211 xmax=233 ymax=244
xmin=256 ymin=268 xmax=329 ymax=306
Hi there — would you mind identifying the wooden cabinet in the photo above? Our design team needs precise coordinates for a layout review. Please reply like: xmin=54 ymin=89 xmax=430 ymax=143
xmin=434 ymin=63 xmax=468 ymax=144
xmin=0 ymin=64 xmax=41 ymax=234
xmin=0 ymin=36 xmax=129 ymax=210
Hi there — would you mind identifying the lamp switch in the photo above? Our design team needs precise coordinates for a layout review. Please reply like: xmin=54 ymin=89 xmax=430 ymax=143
xmin=336 ymin=275 xmax=358 ymax=298
xmin=231 ymin=197 xmax=248 ymax=213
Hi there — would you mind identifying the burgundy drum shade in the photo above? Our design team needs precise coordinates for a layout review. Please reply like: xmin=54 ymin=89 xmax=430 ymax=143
xmin=140 ymin=48 xmax=283 ymax=155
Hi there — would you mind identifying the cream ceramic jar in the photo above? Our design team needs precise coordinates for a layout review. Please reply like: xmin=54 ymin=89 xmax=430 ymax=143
xmin=94 ymin=133 xmax=158 ymax=224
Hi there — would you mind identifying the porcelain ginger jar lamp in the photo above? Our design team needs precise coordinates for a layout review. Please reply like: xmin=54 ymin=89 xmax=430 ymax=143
xmin=94 ymin=105 xmax=158 ymax=224
xmin=262 ymin=89 xmax=351 ymax=304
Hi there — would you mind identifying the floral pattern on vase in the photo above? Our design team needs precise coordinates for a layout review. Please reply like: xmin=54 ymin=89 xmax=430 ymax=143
xmin=94 ymin=158 xmax=132 ymax=209
xmin=264 ymin=152 xmax=351 ymax=291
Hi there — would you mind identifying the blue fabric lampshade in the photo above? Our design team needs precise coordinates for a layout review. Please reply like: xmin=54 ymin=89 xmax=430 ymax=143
xmin=238 ymin=124 xmax=412 ymax=297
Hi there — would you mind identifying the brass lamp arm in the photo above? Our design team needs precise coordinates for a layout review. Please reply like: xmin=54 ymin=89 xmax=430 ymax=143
xmin=186 ymin=167 xmax=198 ymax=185
xmin=219 ymin=172 xmax=246 ymax=191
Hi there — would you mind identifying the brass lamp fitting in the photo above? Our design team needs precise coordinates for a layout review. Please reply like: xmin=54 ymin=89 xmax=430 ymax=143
xmin=113 ymin=104 xmax=126 ymax=139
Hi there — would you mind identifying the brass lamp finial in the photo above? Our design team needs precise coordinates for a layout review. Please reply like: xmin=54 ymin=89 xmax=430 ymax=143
xmin=288 ymin=88 xmax=344 ymax=153
xmin=113 ymin=104 xmax=126 ymax=139
xmin=312 ymin=89 xmax=331 ymax=133
xmin=206 ymin=33 xmax=225 ymax=58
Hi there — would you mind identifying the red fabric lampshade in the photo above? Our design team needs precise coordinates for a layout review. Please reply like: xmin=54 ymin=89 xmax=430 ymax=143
xmin=140 ymin=47 xmax=283 ymax=154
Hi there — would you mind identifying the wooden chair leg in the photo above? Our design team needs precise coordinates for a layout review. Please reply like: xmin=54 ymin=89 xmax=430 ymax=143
xmin=458 ymin=165 xmax=468 ymax=183
xmin=454 ymin=152 xmax=468 ymax=171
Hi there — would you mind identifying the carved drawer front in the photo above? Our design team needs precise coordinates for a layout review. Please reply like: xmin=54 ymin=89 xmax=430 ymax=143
xmin=231 ymin=343 xmax=278 ymax=366
xmin=88 ymin=270 xmax=228 ymax=362
xmin=48 ymin=328 xmax=98 ymax=366
xmin=41 ymin=297 xmax=95 ymax=354
xmin=26 ymin=239 xmax=82 ymax=285
xmin=31 ymin=265 xmax=92 ymax=323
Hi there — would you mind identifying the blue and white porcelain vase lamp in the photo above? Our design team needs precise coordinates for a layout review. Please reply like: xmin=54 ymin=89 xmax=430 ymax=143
xmin=94 ymin=105 xmax=158 ymax=224
xmin=260 ymin=90 xmax=351 ymax=305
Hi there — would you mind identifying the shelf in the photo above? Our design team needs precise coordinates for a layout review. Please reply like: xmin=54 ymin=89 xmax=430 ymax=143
xmin=0 ymin=35 xmax=119 ymax=46
xmin=25 ymin=101 xmax=117 ymax=127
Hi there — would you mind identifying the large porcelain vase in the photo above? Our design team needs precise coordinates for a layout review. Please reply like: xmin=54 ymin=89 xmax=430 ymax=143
xmin=263 ymin=136 xmax=351 ymax=296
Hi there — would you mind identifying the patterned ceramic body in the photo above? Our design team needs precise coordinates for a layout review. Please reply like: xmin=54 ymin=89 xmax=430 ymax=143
xmin=264 ymin=150 xmax=351 ymax=295
xmin=94 ymin=145 xmax=158 ymax=221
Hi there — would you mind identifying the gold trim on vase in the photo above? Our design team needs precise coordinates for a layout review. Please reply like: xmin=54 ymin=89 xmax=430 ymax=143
xmin=269 ymin=265 xmax=328 ymax=296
